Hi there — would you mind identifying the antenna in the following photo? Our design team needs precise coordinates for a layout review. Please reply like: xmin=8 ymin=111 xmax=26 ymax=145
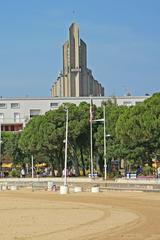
xmin=72 ymin=10 xmax=76 ymax=22
xmin=122 ymin=85 xmax=132 ymax=96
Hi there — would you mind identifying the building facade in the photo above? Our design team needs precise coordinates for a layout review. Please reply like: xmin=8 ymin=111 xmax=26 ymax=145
xmin=0 ymin=96 xmax=149 ymax=132
xmin=51 ymin=23 xmax=104 ymax=97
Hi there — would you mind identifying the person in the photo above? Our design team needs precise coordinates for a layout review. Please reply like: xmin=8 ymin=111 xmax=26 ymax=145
xmin=21 ymin=168 xmax=25 ymax=178
xmin=62 ymin=168 xmax=69 ymax=177
xmin=62 ymin=169 xmax=65 ymax=177
xmin=70 ymin=167 xmax=76 ymax=177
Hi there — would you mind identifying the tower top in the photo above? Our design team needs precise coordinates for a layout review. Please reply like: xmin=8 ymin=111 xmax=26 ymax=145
xmin=69 ymin=22 xmax=79 ymax=29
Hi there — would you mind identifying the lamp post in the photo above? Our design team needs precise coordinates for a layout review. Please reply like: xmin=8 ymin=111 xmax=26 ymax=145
xmin=93 ymin=105 xmax=110 ymax=180
xmin=0 ymin=122 xmax=2 ymax=178
xmin=60 ymin=108 xmax=69 ymax=194
xmin=103 ymin=105 xmax=107 ymax=180
xmin=90 ymin=98 xmax=94 ymax=178
xmin=64 ymin=108 xmax=68 ymax=186
xmin=31 ymin=155 xmax=34 ymax=179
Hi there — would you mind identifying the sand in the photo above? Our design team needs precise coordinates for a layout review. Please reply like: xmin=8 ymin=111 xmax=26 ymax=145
xmin=0 ymin=189 xmax=160 ymax=240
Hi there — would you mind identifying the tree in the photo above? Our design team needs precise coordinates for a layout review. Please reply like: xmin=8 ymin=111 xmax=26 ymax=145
xmin=0 ymin=132 xmax=13 ymax=173
xmin=19 ymin=110 xmax=66 ymax=176
xmin=19 ymin=102 xmax=91 ymax=176
xmin=116 ymin=93 xmax=160 ymax=170
xmin=68 ymin=102 xmax=90 ymax=176
xmin=4 ymin=132 xmax=27 ymax=166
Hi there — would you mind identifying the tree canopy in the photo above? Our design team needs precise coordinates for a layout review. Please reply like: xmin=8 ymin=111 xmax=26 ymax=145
xmin=1 ymin=93 xmax=160 ymax=177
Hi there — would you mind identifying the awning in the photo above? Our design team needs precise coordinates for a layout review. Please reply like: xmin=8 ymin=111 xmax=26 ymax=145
xmin=2 ymin=163 xmax=12 ymax=168
xmin=35 ymin=163 xmax=47 ymax=167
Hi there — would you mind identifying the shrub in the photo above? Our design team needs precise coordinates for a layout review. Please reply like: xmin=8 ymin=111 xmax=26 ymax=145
xmin=142 ymin=164 xmax=153 ymax=176
xmin=10 ymin=169 xmax=20 ymax=178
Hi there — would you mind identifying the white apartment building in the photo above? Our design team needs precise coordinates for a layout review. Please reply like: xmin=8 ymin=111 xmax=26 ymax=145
xmin=0 ymin=96 xmax=149 ymax=132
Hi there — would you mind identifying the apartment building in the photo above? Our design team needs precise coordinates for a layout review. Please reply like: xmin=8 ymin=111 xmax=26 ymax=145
xmin=0 ymin=96 xmax=149 ymax=132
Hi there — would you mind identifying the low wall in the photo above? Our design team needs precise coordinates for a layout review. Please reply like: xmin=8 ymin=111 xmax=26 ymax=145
xmin=0 ymin=177 xmax=104 ymax=191
xmin=0 ymin=177 xmax=160 ymax=192
xmin=106 ymin=178 xmax=160 ymax=192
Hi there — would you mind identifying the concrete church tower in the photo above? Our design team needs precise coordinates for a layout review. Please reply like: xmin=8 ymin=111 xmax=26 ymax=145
xmin=51 ymin=23 xmax=104 ymax=97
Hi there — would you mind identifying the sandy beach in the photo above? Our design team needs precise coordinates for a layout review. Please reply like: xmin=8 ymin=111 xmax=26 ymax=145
xmin=0 ymin=189 xmax=160 ymax=240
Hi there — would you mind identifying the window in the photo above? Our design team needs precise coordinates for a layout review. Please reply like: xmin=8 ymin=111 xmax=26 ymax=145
xmin=5 ymin=126 xmax=9 ymax=131
xmin=123 ymin=101 xmax=132 ymax=106
xmin=11 ymin=125 xmax=15 ymax=131
xmin=14 ymin=113 xmax=20 ymax=123
xmin=30 ymin=109 xmax=40 ymax=118
xmin=0 ymin=103 xmax=7 ymax=109
xmin=11 ymin=103 xmax=20 ymax=109
xmin=135 ymin=101 xmax=142 ymax=105
xmin=0 ymin=113 xmax=4 ymax=123
xmin=50 ymin=102 xmax=59 ymax=108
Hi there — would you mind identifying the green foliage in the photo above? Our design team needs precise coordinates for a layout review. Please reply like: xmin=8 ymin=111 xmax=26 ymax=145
xmin=116 ymin=92 xmax=160 ymax=169
xmin=1 ymin=132 xmax=13 ymax=155
xmin=18 ymin=103 xmax=91 ymax=176
xmin=142 ymin=165 xmax=154 ymax=176
xmin=2 ymin=93 xmax=160 ymax=177
xmin=94 ymin=102 xmax=127 ymax=173
xmin=4 ymin=132 xmax=27 ymax=165
xmin=10 ymin=169 xmax=20 ymax=178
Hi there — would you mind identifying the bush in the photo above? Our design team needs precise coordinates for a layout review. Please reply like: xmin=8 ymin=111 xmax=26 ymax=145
xmin=142 ymin=164 xmax=153 ymax=176
xmin=108 ymin=170 xmax=121 ymax=179
xmin=10 ymin=169 xmax=20 ymax=178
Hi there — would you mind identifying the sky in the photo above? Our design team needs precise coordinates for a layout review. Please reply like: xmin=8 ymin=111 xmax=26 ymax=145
xmin=0 ymin=0 xmax=160 ymax=97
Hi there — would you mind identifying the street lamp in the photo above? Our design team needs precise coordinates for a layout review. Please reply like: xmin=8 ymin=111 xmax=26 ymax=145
xmin=90 ymin=98 xmax=94 ymax=178
xmin=103 ymin=105 xmax=107 ymax=180
xmin=31 ymin=155 xmax=34 ymax=179
xmin=60 ymin=108 xmax=69 ymax=194
xmin=0 ymin=122 xmax=2 ymax=178
xmin=64 ymin=108 xmax=68 ymax=186
xmin=93 ymin=105 xmax=110 ymax=180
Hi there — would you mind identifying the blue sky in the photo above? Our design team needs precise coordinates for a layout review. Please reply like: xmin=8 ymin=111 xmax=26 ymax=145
xmin=0 ymin=0 xmax=160 ymax=97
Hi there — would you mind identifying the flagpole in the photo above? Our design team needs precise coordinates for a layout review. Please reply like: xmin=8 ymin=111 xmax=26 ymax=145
xmin=90 ymin=98 xmax=94 ymax=178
